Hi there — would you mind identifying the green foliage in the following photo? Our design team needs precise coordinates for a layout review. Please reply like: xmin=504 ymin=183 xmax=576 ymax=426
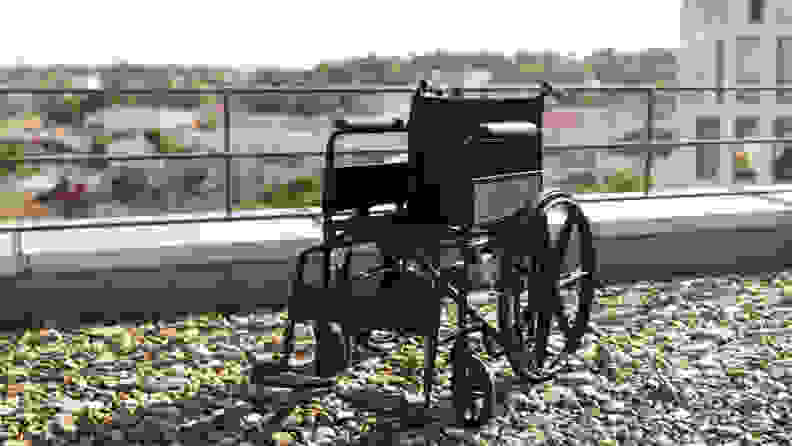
xmin=0 ymin=144 xmax=39 ymax=178
xmin=0 ymin=192 xmax=29 ymax=212
xmin=0 ymin=115 xmax=40 ymax=178
xmin=290 ymin=175 xmax=321 ymax=193
xmin=520 ymin=63 xmax=544 ymax=73
xmin=0 ymin=144 xmax=24 ymax=163
xmin=0 ymin=113 xmax=40 ymax=130
xmin=735 ymin=152 xmax=752 ymax=170
xmin=11 ymin=165 xmax=40 ymax=178
xmin=235 ymin=175 xmax=322 ymax=210
xmin=231 ymin=169 xmax=647 ymax=209
xmin=93 ymin=134 xmax=113 ymax=146
xmin=147 ymin=129 xmax=186 ymax=153
xmin=61 ymin=95 xmax=82 ymax=113
xmin=207 ymin=112 xmax=217 ymax=130
xmin=575 ymin=168 xmax=654 ymax=194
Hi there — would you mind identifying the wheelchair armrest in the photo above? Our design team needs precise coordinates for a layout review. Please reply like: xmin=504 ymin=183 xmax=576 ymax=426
xmin=479 ymin=122 xmax=540 ymax=137
xmin=333 ymin=117 xmax=405 ymax=131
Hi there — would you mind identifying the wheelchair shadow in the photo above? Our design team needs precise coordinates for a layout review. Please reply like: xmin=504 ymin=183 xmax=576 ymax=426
xmin=243 ymin=354 xmax=526 ymax=444
xmin=243 ymin=359 xmax=454 ymax=441
xmin=329 ymin=378 xmax=525 ymax=445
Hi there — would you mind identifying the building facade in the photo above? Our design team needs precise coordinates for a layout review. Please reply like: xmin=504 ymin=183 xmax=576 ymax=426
xmin=672 ymin=0 xmax=792 ymax=187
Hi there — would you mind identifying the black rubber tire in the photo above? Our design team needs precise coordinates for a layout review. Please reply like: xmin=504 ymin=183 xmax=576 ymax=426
xmin=514 ymin=190 xmax=599 ymax=380
xmin=313 ymin=320 xmax=349 ymax=378
xmin=452 ymin=339 xmax=495 ymax=428
xmin=537 ymin=190 xmax=598 ymax=355
xmin=472 ymin=190 xmax=598 ymax=385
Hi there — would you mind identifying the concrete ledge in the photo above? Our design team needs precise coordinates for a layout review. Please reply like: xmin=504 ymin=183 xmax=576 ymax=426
xmin=3 ymin=192 xmax=792 ymax=330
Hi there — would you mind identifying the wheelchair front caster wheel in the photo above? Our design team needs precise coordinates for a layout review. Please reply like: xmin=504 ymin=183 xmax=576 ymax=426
xmin=314 ymin=320 xmax=349 ymax=378
xmin=452 ymin=339 xmax=495 ymax=428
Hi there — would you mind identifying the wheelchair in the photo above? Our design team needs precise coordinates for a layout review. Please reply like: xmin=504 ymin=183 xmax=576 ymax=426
xmin=278 ymin=80 xmax=602 ymax=428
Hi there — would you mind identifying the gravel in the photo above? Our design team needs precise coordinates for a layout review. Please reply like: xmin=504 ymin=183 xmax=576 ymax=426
xmin=3 ymin=270 xmax=792 ymax=445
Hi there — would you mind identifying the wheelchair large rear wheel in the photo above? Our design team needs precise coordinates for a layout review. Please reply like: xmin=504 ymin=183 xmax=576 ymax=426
xmin=485 ymin=191 xmax=600 ymax=384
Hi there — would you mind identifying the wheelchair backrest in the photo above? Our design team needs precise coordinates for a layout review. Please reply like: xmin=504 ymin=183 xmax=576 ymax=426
xmin=407 ymin=88 xmax=545 ymax=227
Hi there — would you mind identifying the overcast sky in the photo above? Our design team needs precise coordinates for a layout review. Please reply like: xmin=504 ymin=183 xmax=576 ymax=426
xmin=6 ymin=0 xmax=683 ymax=70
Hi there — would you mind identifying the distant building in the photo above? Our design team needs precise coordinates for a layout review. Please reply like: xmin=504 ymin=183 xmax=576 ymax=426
xmin=70 ymin=74 xmax=102 ymax=90
xmin=84 ymin=107 xmax=198 ymax=131
xmin=672 ymin=0 xmax=792 ymax=187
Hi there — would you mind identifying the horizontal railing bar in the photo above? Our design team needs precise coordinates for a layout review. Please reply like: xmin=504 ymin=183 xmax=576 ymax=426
xmin=0 ymin=208 xmax=356 ymax=233
xmin=543 ymin=137 xmax=792 ymax=153
xmin=572 ymin=187 xmax=792 ymax=203
xmin=4 ymin=86 xmax=792 ymax=95
xmin=460 ymin=86 xmax=792 ymax=92
xmin=4 ymin=83 xmax=792 ymax=237
xmin=8 ymin=149 xmax=409 ymax=163
xmin=9 ymin=137 xmax=792 ymax=164
xmin=3 ymin=185 xmax=792 ymax=233
xmin=473 ymin=170 xmax=543 ymax=185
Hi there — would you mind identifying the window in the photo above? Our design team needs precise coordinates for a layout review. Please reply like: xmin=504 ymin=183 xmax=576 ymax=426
xmin=778 ymin=38 xmax=792 ymax=103
xmin=734 ymin=117 xmax=759 ymax=181
xmin=774 ymin=118 xmax=792 ymax=181
xmin=735 ymin=117 xmax=759 ymax=139
xmin=715 ymin=39 xmax=725 ymax=104
xmin=736 ymin=37 xmax=762 ymax=82
xmin=735 ymin=37 xmax=762 ymax=104
xmin=692 ymin=0 xmax=728 ymax=25
xmin=750 ymin=0 xmax=765 ymax=23
xmin=778 ymin=5 xmax=792 ymax=24
xmin=696 ymin=117 xmax=721 ymax=180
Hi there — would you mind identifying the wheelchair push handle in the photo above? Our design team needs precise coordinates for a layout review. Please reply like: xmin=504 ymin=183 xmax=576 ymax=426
xmin=332 ymin=117 xmax=406 ymax=131
xmin=538 ymin=80 xmax=565 ymax=101
xmin=418 ymin=79 xmax=446 ymax=96
xmin=419 ymin=79 xmax=564 ymax=100
xmin=478 ymin=122 xmax=539 ymax=137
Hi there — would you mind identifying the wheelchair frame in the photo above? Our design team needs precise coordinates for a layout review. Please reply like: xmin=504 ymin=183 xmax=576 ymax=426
xmin=278 ymin=80 xmax=602 ymax=428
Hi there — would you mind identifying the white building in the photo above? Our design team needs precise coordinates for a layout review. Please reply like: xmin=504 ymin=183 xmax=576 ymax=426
xmin=70 ymin=74 xmax=102 ymax=90
xmin=671 ymin=0 xmax=792 ymax=187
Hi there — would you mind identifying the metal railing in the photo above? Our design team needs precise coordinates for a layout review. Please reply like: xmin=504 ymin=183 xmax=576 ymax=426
xmin=1 ymin=84 xmax=792 ymax=239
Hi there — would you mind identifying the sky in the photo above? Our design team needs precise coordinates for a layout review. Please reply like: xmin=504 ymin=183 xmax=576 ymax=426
xmin=6 ymin=0 xmax=683 ymax=70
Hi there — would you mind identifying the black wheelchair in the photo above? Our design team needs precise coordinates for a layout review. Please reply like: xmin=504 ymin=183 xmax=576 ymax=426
xmin=278 ymin=80 xmax=602 ymax=427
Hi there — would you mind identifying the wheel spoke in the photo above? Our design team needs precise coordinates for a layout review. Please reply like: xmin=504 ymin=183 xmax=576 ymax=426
xmin=452 ymin=341 xmax=495 ymax=427
xmin=558 ymin=268 xmax=591 ymax=289
xmin=496 ymin=192 xmax=602 ymax=385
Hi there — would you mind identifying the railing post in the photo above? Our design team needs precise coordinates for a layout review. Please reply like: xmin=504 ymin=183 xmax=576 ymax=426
xmin=224 ymin=91 xmax=232 ymax=217
xmin=756 ymin=116 xmax=774 ymax=186
xmin=12 ymin=231 xmax=24 ymax=273
xmin=643 ymin=88 xmax=656 ymax=196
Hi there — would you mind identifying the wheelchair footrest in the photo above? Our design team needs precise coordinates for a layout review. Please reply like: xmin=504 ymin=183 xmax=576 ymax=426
xmin=248 ymin=369 xmax=336 ymax=389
